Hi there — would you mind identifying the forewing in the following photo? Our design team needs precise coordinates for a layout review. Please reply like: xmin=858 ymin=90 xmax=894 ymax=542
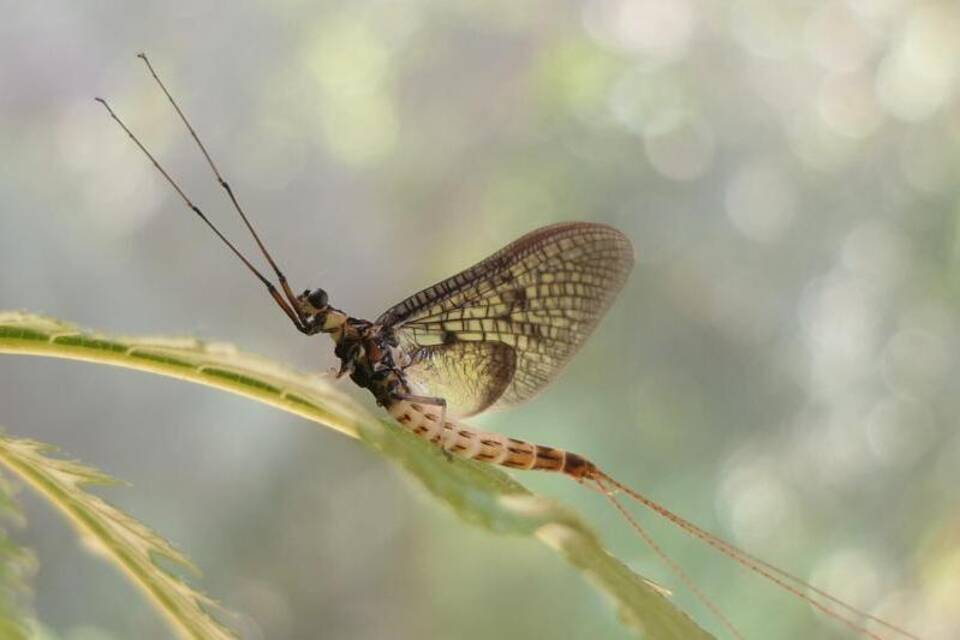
xmin=379 ymin=222 xmax=634 ymax=412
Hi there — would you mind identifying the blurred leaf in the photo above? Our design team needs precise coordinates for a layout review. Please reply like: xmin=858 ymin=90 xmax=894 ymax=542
xmin=0 ymin=431 xmax=236 ymax=640
xmin=0 ymin=474 xmax=34 ymax=640
xmin=534 ymin=38 xmax=623 ymax=116
xmin=0 ymin=311 xmax=714 ymax=639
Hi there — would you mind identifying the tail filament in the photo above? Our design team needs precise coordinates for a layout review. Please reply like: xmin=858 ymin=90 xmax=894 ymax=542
xmin=592 ymin=470 xmax=920 ymax=640
xmin=594 ymin=474 xmax=745 ymax=640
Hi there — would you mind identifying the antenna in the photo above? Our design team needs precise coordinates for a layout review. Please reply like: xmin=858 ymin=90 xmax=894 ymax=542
xmin=95 ymin=57 xmax=307 ymax=332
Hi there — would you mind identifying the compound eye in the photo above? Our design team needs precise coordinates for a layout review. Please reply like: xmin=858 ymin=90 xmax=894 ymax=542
xmin=307 ymin=288 xmax=328 ymax=308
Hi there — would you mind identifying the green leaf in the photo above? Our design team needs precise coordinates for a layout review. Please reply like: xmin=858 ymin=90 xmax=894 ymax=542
xmin=0 ymin=474 xmax=35 ymax=640
xmin=0 ymin=311 xmax=714 ymax=640
xmin=0 ymin=433 xmax=236 ymax=640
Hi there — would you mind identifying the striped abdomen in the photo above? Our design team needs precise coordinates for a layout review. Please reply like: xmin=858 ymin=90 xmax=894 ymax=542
xmin=387 ymin=400 xmax=596 ymax=479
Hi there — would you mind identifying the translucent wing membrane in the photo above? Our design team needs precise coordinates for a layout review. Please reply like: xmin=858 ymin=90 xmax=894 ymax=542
xmin=379 ymin=223 xmax=634 ymax=416
xmin=405 ymin=342 xmax=517 ymax=416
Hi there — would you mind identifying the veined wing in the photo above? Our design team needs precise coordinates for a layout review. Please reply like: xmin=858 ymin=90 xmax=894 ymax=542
xmin=402 ymin=342 xmax=517 ymax=417
xmin=378 ymin=222 xmax=634 ymax=416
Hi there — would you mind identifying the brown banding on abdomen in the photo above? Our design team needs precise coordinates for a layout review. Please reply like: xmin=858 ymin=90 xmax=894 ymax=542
xmin=388 ymin=400 xmax=594 ymax=477
xmin=561 ymin=452 xmax=597 ymax=479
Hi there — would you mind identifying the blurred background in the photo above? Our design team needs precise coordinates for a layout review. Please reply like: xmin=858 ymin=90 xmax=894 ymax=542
xmin=0 ymin=1 xmax=957 ymax=638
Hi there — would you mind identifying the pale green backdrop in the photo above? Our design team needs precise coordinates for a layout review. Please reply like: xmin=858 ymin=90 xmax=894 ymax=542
xmin=0 ymin=1 xmax=956 ymax=638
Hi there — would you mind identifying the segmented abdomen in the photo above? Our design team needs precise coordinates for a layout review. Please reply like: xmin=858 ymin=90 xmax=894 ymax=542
xmin=387 ymin=400 xmax=595 ymax=479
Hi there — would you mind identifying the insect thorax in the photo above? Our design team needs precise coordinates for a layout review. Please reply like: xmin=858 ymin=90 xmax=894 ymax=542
xmin=330 ymin=318 xmax=405 ymax=407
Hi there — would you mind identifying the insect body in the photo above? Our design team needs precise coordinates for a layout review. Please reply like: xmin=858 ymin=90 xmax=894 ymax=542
xmin=296 ymin=222 xmax=628 ymax=479
xmin=96 ymin=54 xmax=921 ymax=640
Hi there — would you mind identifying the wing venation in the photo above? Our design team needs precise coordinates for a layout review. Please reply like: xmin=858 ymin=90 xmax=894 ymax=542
xmin=404 ymin=342 xmax=516 ymax=417
xmin=379 ymin=222 xmax=634 ymax=412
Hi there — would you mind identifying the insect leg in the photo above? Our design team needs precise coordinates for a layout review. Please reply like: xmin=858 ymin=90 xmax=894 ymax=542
xmin=137 ymin=53 xmax=309 ymax=328
xmin=94 ymin=96 xmax=309 ymax=334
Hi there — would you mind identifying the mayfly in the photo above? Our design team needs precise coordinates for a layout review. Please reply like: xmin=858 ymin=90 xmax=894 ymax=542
xmin=96 ymin=54 xmax=921 ymax=640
